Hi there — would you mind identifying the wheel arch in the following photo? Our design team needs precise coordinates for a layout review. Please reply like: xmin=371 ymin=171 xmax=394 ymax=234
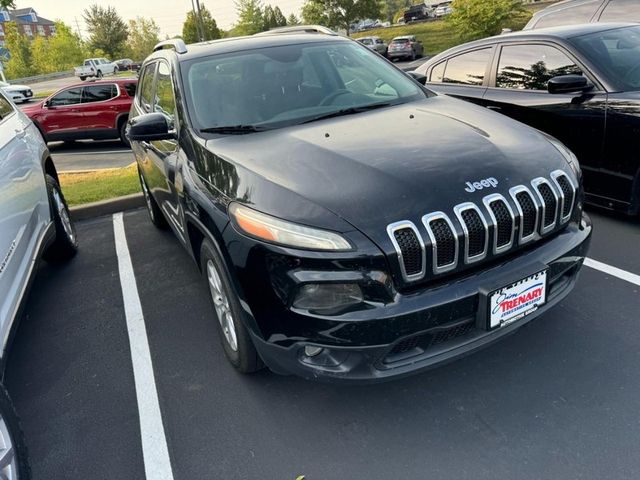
xmin=116 ymin=112 xmax=129 ymax=130
xmin=42 ymin=150 xmax=59 ymax=184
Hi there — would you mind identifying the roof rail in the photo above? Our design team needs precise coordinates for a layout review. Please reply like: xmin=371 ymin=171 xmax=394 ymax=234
xmin=253 ymin=25 xmax=338 ymax=36
xmin=153 ymin=39 xmax=188 ymax=54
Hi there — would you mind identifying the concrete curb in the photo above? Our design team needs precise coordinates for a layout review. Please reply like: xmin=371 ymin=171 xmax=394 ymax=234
xmin=70 ymin=193 xmax=145 ymax=221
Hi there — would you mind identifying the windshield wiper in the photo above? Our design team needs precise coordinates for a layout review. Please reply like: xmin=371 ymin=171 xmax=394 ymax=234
xmin=302 ymin=103 xmax=393 ymax=124
xmin=200 ymin=125 xmax=270 ymax=134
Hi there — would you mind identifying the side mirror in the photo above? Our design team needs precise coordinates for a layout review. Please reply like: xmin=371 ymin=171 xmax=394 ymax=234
xmin=548 ymin=75 xmax=591 ymax=94
xmin=407 ymin=71 xmax=427 ymax=85
xmin=127 ymin=113 xmax=175 ymax=142
xmin=44 ymin=100 xmax=53 ymax=108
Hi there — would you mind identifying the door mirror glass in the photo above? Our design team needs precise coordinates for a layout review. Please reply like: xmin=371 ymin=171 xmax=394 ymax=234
xmin=127 ymin=112 xmax=174 ymax=141
xmin=548 ymin=75 xmax=590 ymax=94
xmin=407 ymin=71 xmax=427 ymax=85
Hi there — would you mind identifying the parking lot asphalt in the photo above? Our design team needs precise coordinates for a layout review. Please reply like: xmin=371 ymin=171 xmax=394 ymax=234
xmin=48 ymin=140 xmax=134 ymax=172
xmin=5 ymin=207 xmax=640 ymax=480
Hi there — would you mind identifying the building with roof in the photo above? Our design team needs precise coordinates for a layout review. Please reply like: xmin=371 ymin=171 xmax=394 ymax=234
xmin=0 ymin=7 xmax=56 ymax=47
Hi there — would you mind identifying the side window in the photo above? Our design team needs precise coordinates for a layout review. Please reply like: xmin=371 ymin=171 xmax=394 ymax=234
xmin=599 ymin=0 xmax=640 ymax=21
xmin=535 ymin=0 xmax=600 ymax=28
xmin=0 ymin=93 xmax=14 ymax=119
xmin=155 ymin=62 xmax=176 ymax=125
xmin=430 ymin=61 xmax=446 ymax=82
xmin=138 ymin=62 xmax=157 ymax=112
xmin=496 ymin=44 xmax=582 ymax=90
xmin=49 ymin=88 xmax=82 ymax=107
xmin=442 ymin=48 xmax=492 ymax=86
xmin=124 ymin=83 xmax=137 ymax=97
xmin=82 ymin=84 xmax=117 ymax=103
xmin=84 ymin=60 xmax=91 ymax=66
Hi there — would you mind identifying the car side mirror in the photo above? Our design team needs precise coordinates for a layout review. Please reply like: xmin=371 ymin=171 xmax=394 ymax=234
xmin=407 ymin=71 xmax=427 ymax=85
xmin=548 ymin=75 xmax=592 ymax=94
xmin=127 ymin=113 xmax=175 ymax=142
xmin=44 ymin=100 xmax=53 ymax=108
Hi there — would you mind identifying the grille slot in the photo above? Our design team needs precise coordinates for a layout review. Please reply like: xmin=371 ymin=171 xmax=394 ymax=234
xmin=487 ymin=197 xmax=514 ymax=252
xmin=532 ymin=178 xmax=558 ymax=234
xmin=387 ymin=319 xmax=476 ymax=359
xmin=511 ymin=187 xmax=539 ymax=244
xmin=394 ymin=229 xmax=422 ymax=276
xmin=454 ymin=203 xmax=488 ymax=263
xmin=387 ymin=222 xmax=425 ymax=282
xmin=423 ymin=213 xmax=458 ymax=273
xmin=551 ymin=171 xmax=576 ymax=222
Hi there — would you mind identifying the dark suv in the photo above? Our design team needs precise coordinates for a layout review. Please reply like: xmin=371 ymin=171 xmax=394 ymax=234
xmin=128 ymin=33 xmax=592 ymax=383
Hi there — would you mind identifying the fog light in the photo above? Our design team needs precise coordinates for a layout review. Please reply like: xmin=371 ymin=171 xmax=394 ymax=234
xmin=293 ymin=283 xmax=363 ymax=310
xmin=304 ymin=345 xmax=324 ymax=357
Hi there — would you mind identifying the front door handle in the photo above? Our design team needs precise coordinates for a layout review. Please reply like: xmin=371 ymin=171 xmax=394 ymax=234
xmin=486 ymin=106 xmax=502 ymax=111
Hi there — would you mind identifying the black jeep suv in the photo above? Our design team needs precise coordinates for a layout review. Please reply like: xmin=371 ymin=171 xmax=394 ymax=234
xmin=128 ymin=32 xmax=592 ymax=383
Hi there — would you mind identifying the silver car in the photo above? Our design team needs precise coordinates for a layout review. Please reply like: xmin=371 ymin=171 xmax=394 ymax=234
xmin=356 ymin=36 xmax=388 ymax=56
xmin=387 ymin=35 xmax=424 ymax=61
xmin=0 ymin=90 xmax=78 ymax=479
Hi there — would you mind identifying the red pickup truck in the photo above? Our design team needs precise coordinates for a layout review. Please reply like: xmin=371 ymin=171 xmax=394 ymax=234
xmin=23 ymin=78 xmax=137 ymax=146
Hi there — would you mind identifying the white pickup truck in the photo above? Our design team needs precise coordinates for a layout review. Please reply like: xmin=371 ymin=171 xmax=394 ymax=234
xmin=74 ymin=58 xmax=116 ymax=81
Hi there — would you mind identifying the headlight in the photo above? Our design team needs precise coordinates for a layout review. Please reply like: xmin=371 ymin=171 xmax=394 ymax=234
xmin=229 ymin=203 xmax=352 ymax=251
xmin=545 ymin=135 xmax=581 ymax=178
xmin=293 ymin=283 xmax=363 ymax=311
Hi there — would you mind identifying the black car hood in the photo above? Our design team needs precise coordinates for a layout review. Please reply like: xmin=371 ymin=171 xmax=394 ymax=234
xmin=204 ymin=96 xmax=572 ymax=247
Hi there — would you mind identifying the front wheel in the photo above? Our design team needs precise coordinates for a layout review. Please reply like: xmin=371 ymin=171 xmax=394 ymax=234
xmin=43 ymin=174 xmax=78 ymax=261
xmin=96 ymin=70 xmax=103 ymax=79
xmin=79 ymin=76 xmax=86 ymax=81
xmin=119 ymin=120 xmax=130 ymax=147
xmin=200 ymin=239 xmax=263 ymax=373
xmin=0 ymin=384 xmax=31 ymax=480
xmin=138 ymin=168 xmax=167 ymax=229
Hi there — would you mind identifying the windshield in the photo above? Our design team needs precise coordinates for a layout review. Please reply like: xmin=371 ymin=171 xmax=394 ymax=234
xmin=182 ymin=40 xmax=426 ymax=132
xmin=570 ymin=25 xmax=640 ymax=91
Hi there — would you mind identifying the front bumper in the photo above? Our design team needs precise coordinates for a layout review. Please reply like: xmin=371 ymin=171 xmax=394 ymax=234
xmin=233 ymin=213 xmax=592 ymax=383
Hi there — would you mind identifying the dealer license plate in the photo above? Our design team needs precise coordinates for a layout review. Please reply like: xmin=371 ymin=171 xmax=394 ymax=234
xmin=488 ymin=270 xmax=547 ymax=329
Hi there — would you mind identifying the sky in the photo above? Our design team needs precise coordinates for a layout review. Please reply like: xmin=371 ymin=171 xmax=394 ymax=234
xmin=20 ymin=0 xmax=306 ymax=38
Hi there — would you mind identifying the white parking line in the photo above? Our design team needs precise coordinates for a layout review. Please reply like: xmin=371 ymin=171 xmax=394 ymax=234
xmin=113 ymin=213 xmax=175 ymax=480
xmin=585 ymin=257 xmax=640 ymax=287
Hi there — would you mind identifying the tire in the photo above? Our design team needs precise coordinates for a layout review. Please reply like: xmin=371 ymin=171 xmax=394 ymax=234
xmin=411 ymin=50 xmax=416 ymax=61
xmin=119 ymin=120 xmax=130 ymax=147
xmin=138 ymin=168 xmax=167 ymax=229
xmin=43 ymin=174 xmax=78 ymax=261
xmin=0 ymin=384 xmax=31 ymax=480
xmin=200 ymin=239 xmax=263 ymax=373
xmin=79 ymin=76 xmax=86 ymax=81
xmin=96 ymin=70 xmax=103 ymax=79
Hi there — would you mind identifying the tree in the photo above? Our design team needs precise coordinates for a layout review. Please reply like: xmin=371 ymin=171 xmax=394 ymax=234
xmin=126 ymin=17 xmax=160 ymax=60
xmin=2 ymin=22 xmax=33 ymax=78
xmin=234 ymin=0 xmax=264 ymax=36
xmin=448 ymin=0 xmax=524 ymax=41
xmin=382 ymin=0 xmax=410 ymax=23
xmin=0 ymin=0 xmax=15 ymax=7
xmin=287 ymin=13 xmax=300 ymax=25
xmin=83 ymin=4 xmax=128 ymax=58
xmin=301 ymin=0 xmax=381 ymax=35
xmin=273 ymin=6 xmax=287 ymax=26
xmin=262 ymin=4 xmax=276 ymax=30
xmin=182 ymin=4 xmax=221 ymax=43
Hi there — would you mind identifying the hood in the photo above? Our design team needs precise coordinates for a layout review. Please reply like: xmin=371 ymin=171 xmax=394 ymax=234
xmin=1 ymin=84 xmax=30 ymax=91
xmin=204 ymin=96 xmax=573 ymax=248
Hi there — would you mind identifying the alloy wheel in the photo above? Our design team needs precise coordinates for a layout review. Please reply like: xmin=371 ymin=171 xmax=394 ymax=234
xmin=52 ymin=187 xmax=75 ymax=245
xmin=0 ymin=415 xmax=18 ymax=480
xmin=206 ymin=260 xmax=238 ymax=351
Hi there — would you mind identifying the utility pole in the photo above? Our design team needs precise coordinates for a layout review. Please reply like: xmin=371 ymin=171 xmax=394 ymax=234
xmin=195 ymin=0 xmax=206 ymax=41
xmin=74 ymin=16 xmax=82 ymax=38
xmin=190 ymin=0 xmax=204 ymax=41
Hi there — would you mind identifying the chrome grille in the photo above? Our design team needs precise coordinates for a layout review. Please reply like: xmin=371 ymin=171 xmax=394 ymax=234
xmin=532 ymin=178 xmax=558 ymax=234
xmin=386 ymin=171 xmax=577 ymax=283
xmin=454 ymin=203 xmax=488 ymax=264
xmin=387 ymin=221 xmax=425 ymax=282
xmin=423 ymin=212 xmax=458 ymax=274
xmin=551 ymin=170 xmax=576 ymax=223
